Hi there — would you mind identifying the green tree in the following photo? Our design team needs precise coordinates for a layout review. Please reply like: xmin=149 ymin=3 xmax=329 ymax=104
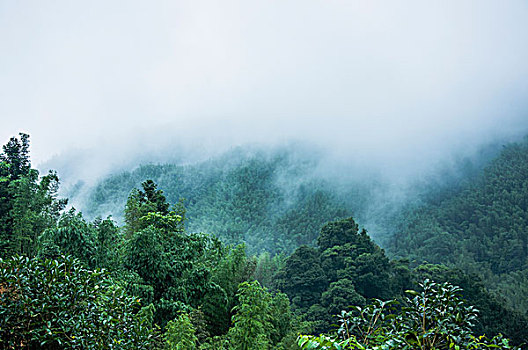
xmin=415 ymin=264 xmax=528 ymax=345
xmin=0 ymin=132 xmax=31 ymax=179
xmin=228 ymin=281 xmax=273 ymax=350
xmin=38 ymin=209 xmax=96 ymax=266
xmin=92 ymin=216 xmax=122 ymax=270
xmin=122 ymin=181 xmax=227 ymax=329
xmin=253 ymin=251 xmax=286 ymax=288
xmin=342 ymin=249 xmax=392 ymax=299
xmin=202 ymin=244 xmax=253 ymax=336
xmin=124 ymin=179 xmax=180 ymax=236
xmin=320 ymin=279 xmax=365 ymax=320
xmin=165 ymin=312 xmax=198 ymax=350
xmin=317 ymin=218 xmax=366 ymax=252
xmin=318 ymin=218 xmax=378 ymax=283
xmin=389 ymin=139 xmax=528 ymax=320
xmin=317 ymin=218 xmax=395 ymax=300
xmin=125 ymin=226 xmax=167 ymax=294
xmin=0 ymin=133 xmax=66 ymax=257
xmin=275 ymin=245 xmax=328 ymax=312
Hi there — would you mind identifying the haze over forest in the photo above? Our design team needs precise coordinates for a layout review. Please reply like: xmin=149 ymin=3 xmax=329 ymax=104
xmin=2 ymin=0 xmax=528 ymax=183
xmin=2 ymin=1 xmax=528 ymax=349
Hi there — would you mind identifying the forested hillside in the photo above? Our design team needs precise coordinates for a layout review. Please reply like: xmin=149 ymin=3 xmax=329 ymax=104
xmin=67 ymin=137 xmax=528 ymax=315
xmin=389 ymin=138 xmax=528 ymax=313
xmin=67 ymin=148 xmax=372 ymax=254
xmin=1 ymin=133 xmax=527 ymax=348
xmin=66 ymin=143 xmax=497 ymax=255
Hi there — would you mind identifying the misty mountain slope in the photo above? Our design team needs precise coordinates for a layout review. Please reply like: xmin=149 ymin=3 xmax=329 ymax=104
xmin=69 ymin=147 xmax=371 ymax=254
xmin=65 ymin=139 xmax=507 ymax=254
xmin=389 ymin=138 xmax=528 ymax=311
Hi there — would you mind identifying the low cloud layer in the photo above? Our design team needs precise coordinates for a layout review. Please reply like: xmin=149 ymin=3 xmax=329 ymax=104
xmin=1 ymin=1 xmax=528 ymax=179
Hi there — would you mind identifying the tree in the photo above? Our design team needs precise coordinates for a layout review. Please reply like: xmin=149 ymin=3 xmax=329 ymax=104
xmin=125 ymin=226 xmax=168 ymax=293
xmin=320 ymin=279 xmax=365 ymax=320
xmin=275 ymin=245 xmax=328 ymax=312
xmin=317 ymin=218 xmax=380 ymax=285
xmin=0 ymin=134 xmax=66 ymax=257
xmin=92 ymin=216 xmax=122 ymax=270
xmin=415 ymin=264 xmax=528 ymax=345
xmin=0 ymin=132 xmax=31 ymax=180
xmin=38 ymin=209 xmax=96 ymax=266
xmin=342 ymin=249 xmax=392 ymax=299
xmin=228 ymin=281 xmax=273 ymax=350
xmin=0 ymin=133 xmax=32 ymax=247
xmin=317 ymin=218 xmax=369 ymax=253
xmin=122 ymin=181 xmax=228 ymax=330
xmin=124 ymin=179 xmax=177 ymax=236
xmin=165 ymin=312 xmax=198 ymax=350
xmin=276 ymin=217 xmax=399 ymax=333
xmin=203 ymin=244 xmax=253 ymax=336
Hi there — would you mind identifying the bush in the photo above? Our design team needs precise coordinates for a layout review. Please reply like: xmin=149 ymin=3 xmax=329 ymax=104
xmin=298 ymin=279 xmax=521 ymax=350
xmin=0 ymin=255 xmax=155 ymax=349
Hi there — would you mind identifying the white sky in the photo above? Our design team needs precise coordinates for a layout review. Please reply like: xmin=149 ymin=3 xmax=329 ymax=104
xmin=1 ymin=0 xmax=528 ymax=174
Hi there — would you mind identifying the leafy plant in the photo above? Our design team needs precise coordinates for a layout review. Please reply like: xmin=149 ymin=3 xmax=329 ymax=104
xmin=228 ymin=281 xmax=274 ymax=349
xmin=165 ymin=312 xmax=198 ymax=350
xmin=298 ymin=279 xmax=521 ymax=350
xmin=0 ymin=255 xmax=155 ymax=349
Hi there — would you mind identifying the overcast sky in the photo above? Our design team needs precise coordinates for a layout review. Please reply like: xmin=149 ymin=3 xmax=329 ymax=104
xmin=1 ymin=0 xmax=528 ymax=175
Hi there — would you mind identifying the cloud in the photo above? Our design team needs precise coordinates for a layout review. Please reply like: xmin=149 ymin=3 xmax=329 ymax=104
xmin=1 ymin=0 xmax=527 ymax=177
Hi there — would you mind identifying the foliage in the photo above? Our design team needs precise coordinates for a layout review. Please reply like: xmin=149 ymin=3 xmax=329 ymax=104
xmin=413 ymin=264 xmax=528 ymax=345
xmin=298 ymin=280 xmax=520 ymax=350
xmin=275 ymin=245 xmax=328 ymax=312
xmin=276 ymin=217 xmax=407 ymax=334
xmin=320 ymin=279 xmax=365 ymax=319
xmin=0 ymin=132 xmax=31 ymax=180
xmin=124 ymin=179 xmax=182 ymax=236
xmin=73 ymin=149 xmax=360 ymax=254
xmin=389 ymin=140 xmax=528 ymax=313
xmin=121 ymin=179 xmax=226 ymax=328
xmin=253 ymin=251 xmax=286 ymax=288
xmin=92 ymin=216 xmax=122 ymax=270
xmin=228 ymin=281 xmax=274 ymax=349
xmin=0 ymin=255 xmax=155 ymax=349
xmin=202 ymin=244 xmax=253 ymax=336
xmin=1 ymin=134 xmax=526 ymax=349
xmin=165 ymin=312 xmax=198 ymax=350
xmin=0 ymin=133 xmax=66 ymax=257
xmin=124 ymin=225 xmax=225 ymax=328
xmin=38 ymin=209 xmax=96 ymax=266
xmin=228 ymin=280 xmax=298 ymax=350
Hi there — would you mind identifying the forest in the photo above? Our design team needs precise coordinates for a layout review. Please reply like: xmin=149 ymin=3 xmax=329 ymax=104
xmin=1 ymin=133 xmax=527 ymax=349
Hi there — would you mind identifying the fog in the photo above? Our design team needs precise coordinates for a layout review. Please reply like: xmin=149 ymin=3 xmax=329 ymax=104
xmin=1 ymin=0 xmax=528 ymax=183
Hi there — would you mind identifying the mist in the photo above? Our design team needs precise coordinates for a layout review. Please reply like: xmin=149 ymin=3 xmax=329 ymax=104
xmin=1 ymin=0 xmax=528 ymax=184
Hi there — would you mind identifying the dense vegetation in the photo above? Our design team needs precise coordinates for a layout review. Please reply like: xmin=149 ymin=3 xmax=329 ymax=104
xmin=388 ymin=138 xmax=528 ymax=313
xmin=69 ymin=148 xmax=366 ymax=255
xmin=0 ymin=134 xmax=301 ymax=348
xmin=298 ymin=280 xmax=517 ymax=349
xmin=0 ymin=133 xmax=526 ymax=348
xmin=0 ymin=255 xmax=155 ymax=348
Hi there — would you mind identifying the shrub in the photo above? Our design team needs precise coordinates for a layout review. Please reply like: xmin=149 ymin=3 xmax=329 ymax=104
xmin=0 ymin=255 xmax=155 ymax=349
xmin=298 ymin=279 xmax=521 ymax=350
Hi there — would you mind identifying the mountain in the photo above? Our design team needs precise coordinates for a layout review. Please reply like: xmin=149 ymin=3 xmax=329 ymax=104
xmin=388 ymin=137 xmax=528 ymax=312
xmin=63 ymin=138 xmax=520 ymax=257
xmin=64 ymin=138 xmax=528 ymax=312
xmin=65 ymin=146 xmax=376 ymax=254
